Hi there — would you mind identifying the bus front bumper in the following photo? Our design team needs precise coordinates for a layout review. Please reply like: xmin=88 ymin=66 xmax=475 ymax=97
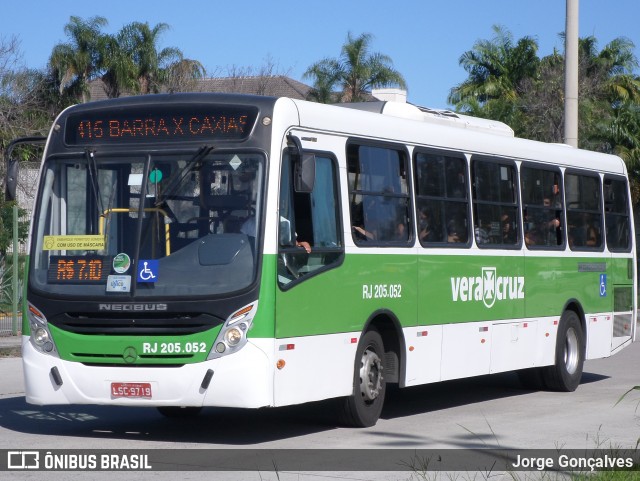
xmin=22 ymin=336 xmax=274 ymax=408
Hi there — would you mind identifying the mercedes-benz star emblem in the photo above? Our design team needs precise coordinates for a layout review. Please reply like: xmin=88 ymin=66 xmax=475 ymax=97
xmin=123 ymin=346 xmax=138 ymax=364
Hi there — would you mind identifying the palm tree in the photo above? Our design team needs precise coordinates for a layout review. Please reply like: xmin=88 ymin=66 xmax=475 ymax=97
xmin=304 ymin=32 xmax=407 ymax=103
xmin=164 ymin=58 xmax=206 ymax=93
xmin=448 ymin=25 xmax=539 ymax=107
xmin=304 ymin=59 xmax=341 ymax=103
xmin=119 ymin=22 xmax=183 ymax=94
xmin=49 ymin=16 xmax=108 ymax=103
xmin=101 ymin=22 xmax=205 ymax=98
xmin=100 ymin=32 xmax=138 ymax=99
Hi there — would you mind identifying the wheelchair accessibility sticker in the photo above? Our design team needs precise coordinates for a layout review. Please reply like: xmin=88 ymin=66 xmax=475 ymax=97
xmin=137 ymin=260 xmax=159 ymax=283
xmin=599 ymin=274 xmax=607 ymax=297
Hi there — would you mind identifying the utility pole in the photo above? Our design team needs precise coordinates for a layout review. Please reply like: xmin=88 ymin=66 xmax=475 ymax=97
xmin=564 ymin=0 xmax=579 ymax=147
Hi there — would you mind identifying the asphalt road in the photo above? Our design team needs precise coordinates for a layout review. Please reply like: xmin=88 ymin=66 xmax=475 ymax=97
xmin=1 ymin=340 xmax=639 ymax=480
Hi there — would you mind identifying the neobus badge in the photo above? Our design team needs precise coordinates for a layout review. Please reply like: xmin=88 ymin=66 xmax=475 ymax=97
xmin=98 ymin=303 xmax=168 ymax=311
xmin=450 ymin=267 xmax=524 ymax=308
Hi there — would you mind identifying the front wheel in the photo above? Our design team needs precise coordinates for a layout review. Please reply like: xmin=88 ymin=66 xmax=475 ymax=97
xmin=542 ymin=310 xmax=585 ymax=391
xmin=339 ymin=329 xmax=386 ymax=427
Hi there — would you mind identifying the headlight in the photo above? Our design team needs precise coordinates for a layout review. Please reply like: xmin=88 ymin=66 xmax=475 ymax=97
xmin=208 ymin=302 xmax=258 ymax=360
xmin=224 ymin=327 xmax=243 ymax=346
xmin=27 ymin=302 xmax=59 ymax=357
xmin=33 ymin=327 xmax=49 ymax=346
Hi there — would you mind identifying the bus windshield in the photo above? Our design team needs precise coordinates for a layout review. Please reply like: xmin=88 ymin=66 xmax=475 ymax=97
xmin=30 ymin=148 xmax=265 ymax=299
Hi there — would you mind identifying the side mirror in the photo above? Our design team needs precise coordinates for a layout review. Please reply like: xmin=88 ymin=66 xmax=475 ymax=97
xmin=294 ymin=152 xmax=316 ymax=193
xmin=287 ymin=134 xmax=315 ymax=193
xmin=279 ymin=216 xmax=294 ymax=246
xmin=5 ymin=158 xmax=18 ymax=201
xmin=4 ymin=136 xmax=47 ymax=201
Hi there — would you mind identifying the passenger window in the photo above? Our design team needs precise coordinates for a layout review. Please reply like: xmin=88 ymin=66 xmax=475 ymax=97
xmin=604 ymin=176 xmax=631 ymax=252
xmin=520 ymin=165 xmax=564 ymax=249
xmin=565 ymin=172 xmax=603 ymax=250
xmin=414 ymin=151 xmax=469 ymax=246
xmin=277 ymin=151 xmax=343 ymax=288
xmin=347 ymin=143 xmax=411 ymax=246
xmin=472 ymin=159 xmax=520 ymax=247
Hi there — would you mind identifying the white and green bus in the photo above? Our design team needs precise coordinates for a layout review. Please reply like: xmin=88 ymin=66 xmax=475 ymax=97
xmin=13 ymin=93 xmax=636 ymax=427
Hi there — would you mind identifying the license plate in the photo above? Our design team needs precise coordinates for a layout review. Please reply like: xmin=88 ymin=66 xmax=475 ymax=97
xmin=111 ymin=382 xmax=152 ymax=398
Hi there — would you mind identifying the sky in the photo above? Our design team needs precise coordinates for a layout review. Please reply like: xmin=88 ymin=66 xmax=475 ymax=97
xmin=2 ymin=0 xmax=639 ymax=109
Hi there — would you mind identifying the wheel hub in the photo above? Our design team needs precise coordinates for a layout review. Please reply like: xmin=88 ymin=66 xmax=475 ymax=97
xmin=564 ymin=327 xmax=579 ymax=374
xmin=359 ymin=348 xmax=383 ymax=402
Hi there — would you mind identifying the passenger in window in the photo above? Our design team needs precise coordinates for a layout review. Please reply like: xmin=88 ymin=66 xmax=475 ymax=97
xmin=524 ymin=229 xmax=537 ymax=246
xmin=475 ymin=220 xmax=491 ymax=245
xmin=245 ymin=215 xmax=311 ymax=252
xmin=542 ymin=198 xmax=561 ymax=245
xmin=501 ymin=213 xmax=516 ymax=244
xmin=393 ymin=222 xmax=408 ymax=241
xmin=585 ymin=224 xmax=600 ymax=247
xmin=525 ymin=204 xmax=560 ymax=247
xmin=573 ymin=213 xmax=598 ymax=248
xmin=447 ymin=218 xmax=465 ymax=243
xmin=352 ymin=201 xmax=373 ymax=240
xmin=523 ymin=211 xmax=537 ymax=246
xmin=418 ymin=208 xmax=437 ymax=242
xmin=352 ymin=196 xmax=386 ymax=241
xmin=353 ymin=224 xmax=374 ymax=240
xmin=295 ymin=238 xmax=312 ymax=252
xmin=550 ymin=179 xmax=562 ymax=208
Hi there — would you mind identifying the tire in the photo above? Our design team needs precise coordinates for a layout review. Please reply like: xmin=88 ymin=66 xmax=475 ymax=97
xmin=339 ymin=328 xmax=386 ymax=427
xmin=157 ymin=406 xmax=202 ymax=418
xmin=542 ymin=310 xmax=585 ymax=392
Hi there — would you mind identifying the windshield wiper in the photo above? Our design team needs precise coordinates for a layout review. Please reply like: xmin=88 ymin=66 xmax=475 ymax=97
xmin=154 ymin=145 xmax=214 ymax=207
xmin=85 ymin=149 xmax=104 ymax=219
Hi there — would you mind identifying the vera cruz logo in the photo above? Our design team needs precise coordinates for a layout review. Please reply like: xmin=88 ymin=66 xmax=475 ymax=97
xmin=451 ymin=266 xmax=524 ymax=308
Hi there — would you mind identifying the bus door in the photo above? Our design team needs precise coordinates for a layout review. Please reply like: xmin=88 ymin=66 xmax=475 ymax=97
xmin=273 ymin=133 xmax=349 ymax=406
xmin=604 ymin=176 xmax=635 ymax=352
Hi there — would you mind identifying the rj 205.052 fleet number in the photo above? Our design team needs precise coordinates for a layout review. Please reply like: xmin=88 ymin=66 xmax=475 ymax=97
xmin=362 ymin=283 xmax=402 ymax=299
xmin=142 ymin=342 xmax=207 ymax=354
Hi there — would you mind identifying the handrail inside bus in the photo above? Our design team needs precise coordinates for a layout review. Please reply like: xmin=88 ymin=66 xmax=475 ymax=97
xmin=99 ymin=207 xmax=171 ymax=255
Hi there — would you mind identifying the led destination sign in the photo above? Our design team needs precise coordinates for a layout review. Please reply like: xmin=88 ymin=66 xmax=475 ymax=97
xmin=65 ymin=105 xmax=259 ymax=145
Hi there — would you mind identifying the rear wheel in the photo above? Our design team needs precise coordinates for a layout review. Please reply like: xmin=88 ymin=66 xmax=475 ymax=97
xmin=542 ymin=310 xmax=585 ymax=391
xmin=340 ymin=328 xmax=386 ymax=427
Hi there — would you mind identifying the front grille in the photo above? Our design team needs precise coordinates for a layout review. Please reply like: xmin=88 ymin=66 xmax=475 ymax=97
xmin=50 ymin=312 xmax=223 ymax=335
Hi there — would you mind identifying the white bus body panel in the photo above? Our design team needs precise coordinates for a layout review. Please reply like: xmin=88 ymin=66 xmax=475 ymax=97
xmin=586 ymin=314 xmax=614 ymax=359
xmin=440 ymin=321 xmax=492 ymax=381
xmin=403 ymin=325 xmax=443 ymax=386
xmin=272 ymin=332 xmax=357 ymax=406
xmin=489 ymin=320 xmax=539 ymax=373
xmin=23 ymin=337 xmax=275 ymax=408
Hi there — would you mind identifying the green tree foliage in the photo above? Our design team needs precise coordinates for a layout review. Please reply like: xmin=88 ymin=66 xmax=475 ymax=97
xmin=0 ymin=200 xmax=28 ymax=256
xmin=0 ymin=36 xmax=61 ymax=153
xmin=449 ymin=25 xmax=539 ymax=105
xmin=117 ymin=22 xmax=182 ymax=94
xmin=49 ymin=17 xmax=206 ymax=102
xmin=450 ymin=26 xmax=640 ymax=201
xmin=304 ymin=32 xmax=407 ymax=103
xmin=49 ymin=16 xmax=108 ymax=103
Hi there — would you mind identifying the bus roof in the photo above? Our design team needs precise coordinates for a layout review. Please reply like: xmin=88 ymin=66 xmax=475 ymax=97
xmin=287 ymin=97 xmax=627 ymax=176
xmin=52 ymin=93 xmax=627 ymax=177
